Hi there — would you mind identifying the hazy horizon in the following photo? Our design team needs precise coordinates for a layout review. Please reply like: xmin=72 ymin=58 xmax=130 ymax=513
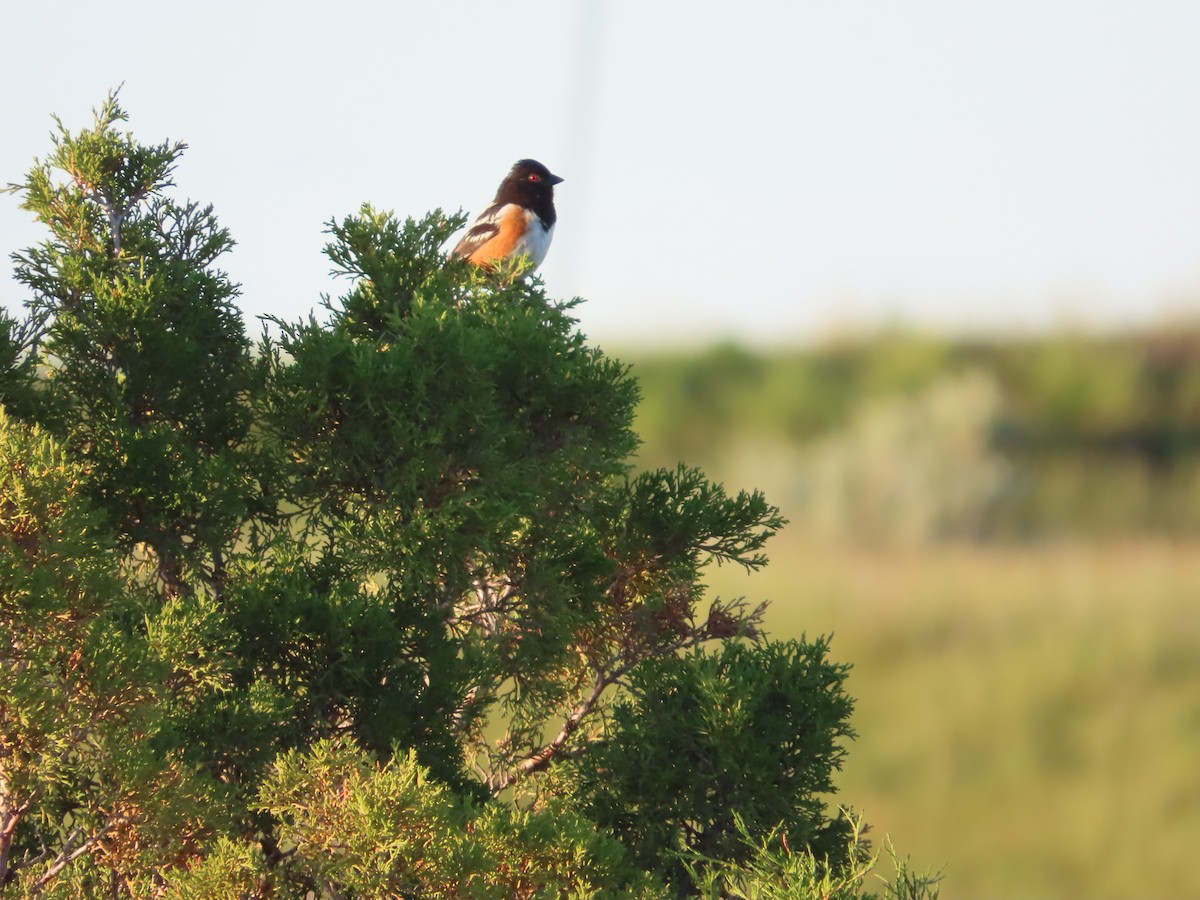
xmin=4 ymin=1 xmax=1199 ymax=346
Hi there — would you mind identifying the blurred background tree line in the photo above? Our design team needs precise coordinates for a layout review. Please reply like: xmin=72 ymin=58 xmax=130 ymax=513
xmin=631 ymin=329 xmax=1200 ymax=542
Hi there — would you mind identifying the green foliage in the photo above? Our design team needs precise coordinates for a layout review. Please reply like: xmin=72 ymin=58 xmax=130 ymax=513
xmin=685 ymin=813 xmax=941 ymax=900
xmin=250 ymin=736 xmax=655 ymax=898
xmin=0 ymin=95 xmax=917 ymax=897
xmin=0 ymin=410 xmax=240 ymax=896
xmin=566 ymin=639 xmax=855 ymax=881
xmin=6 ymin=90 xmax=262 ymax=595
xmin=0 ymin=309 xmax=40 ymax=419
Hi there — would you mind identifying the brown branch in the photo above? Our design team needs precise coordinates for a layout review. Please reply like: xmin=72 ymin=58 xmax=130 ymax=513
xmin=489 ymin=595 xmax=770 ymax=793
xmin=31 ymin=817 xmax=128 ymax=892
xmin=491 ymin=671 xmax=610 ymax=793
xmin=492 ymin=636 xmax=699 ymax=793
xmin=444 ymin=575 xmax=520 ymax=629
xmin=449 ymin=682 xmax=489 ymax=737
xmin=0 ymin=774 xmax=31 ymax=886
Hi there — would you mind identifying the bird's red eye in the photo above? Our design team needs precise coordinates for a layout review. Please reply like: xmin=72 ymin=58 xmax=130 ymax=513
xmin=527 ymin=173 xmax=541 ymax=182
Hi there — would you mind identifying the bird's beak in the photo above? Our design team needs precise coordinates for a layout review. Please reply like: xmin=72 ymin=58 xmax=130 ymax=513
xmin=550 ymin=173 xmax=564 ymax=185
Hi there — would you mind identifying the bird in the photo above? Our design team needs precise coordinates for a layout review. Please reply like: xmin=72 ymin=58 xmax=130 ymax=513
xmin=450 ymin=159 xmax=563 ymax=272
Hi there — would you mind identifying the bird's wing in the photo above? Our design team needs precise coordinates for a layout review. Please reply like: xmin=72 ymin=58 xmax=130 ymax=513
xmin=451 ymin=203 xmax=528 ymax=265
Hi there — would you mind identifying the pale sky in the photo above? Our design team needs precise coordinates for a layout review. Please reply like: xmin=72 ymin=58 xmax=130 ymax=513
xmin=3 ymin=1 xmax=1199 ymax=346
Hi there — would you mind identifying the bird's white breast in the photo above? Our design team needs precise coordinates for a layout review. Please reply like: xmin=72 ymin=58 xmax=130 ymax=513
xmin=513 ymin=209 xmax=555 ymax=269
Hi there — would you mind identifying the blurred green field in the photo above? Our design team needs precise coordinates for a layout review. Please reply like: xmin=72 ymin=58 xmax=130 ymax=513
xmin=705 ymin=538 xmax=1200 ymax=899
xmin=626 ymin=331 xmax=1200 ymax=898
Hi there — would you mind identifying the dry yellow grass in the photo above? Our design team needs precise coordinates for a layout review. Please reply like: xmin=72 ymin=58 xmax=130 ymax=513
xmin=705 ymin=536 xmax=1200 ymax=898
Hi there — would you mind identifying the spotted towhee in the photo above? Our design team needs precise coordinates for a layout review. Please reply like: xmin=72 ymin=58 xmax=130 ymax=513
xmin=451 ymin=159 xmax=563 ymax=271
